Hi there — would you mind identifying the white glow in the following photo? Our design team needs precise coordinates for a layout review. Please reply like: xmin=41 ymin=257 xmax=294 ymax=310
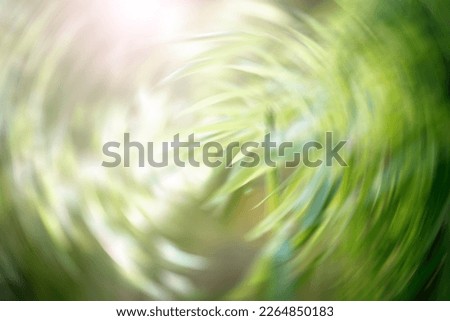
xmin=107 ymin=0 xmax=187 ymax=39
xmin=113 ymin=0 xmax=165 ymax=25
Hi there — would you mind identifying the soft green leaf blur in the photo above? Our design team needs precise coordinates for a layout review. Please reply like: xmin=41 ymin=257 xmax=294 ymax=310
xmin=0 ymin=0 xmax=449 ymax=300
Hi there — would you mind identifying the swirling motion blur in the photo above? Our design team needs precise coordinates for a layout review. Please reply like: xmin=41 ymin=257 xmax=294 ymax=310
xmin=0 ymin=0 xmax=449 ymax=300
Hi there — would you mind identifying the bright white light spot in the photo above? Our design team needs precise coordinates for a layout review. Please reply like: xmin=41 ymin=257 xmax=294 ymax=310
xmin=107 ymin=0 xmax=187 ymax=39
xmin=113 ymin=0 xmax=165 ymax=26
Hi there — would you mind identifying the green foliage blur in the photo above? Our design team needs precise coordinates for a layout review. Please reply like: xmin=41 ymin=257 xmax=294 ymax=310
xmin=0 ymin=0 xmax=449 ymax=300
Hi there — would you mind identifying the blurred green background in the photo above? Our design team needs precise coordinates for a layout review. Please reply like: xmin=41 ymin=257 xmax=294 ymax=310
xmin=0 ymin=0 xmax=449 ymax=300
